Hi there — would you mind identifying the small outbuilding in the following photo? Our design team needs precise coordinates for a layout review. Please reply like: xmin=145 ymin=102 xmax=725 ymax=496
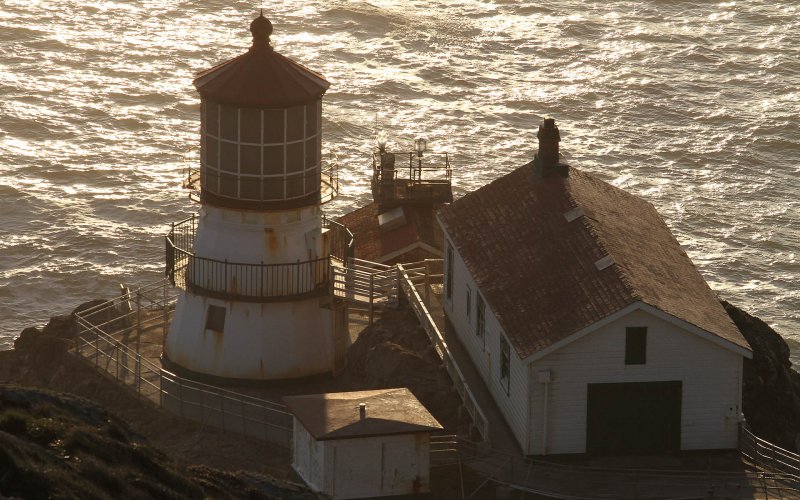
xmin=283 ymin=388 xmax=443 ymax=499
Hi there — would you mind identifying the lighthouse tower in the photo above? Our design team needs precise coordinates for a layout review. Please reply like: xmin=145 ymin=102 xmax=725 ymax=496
xmin=164 ymin=13 xmax=350 ymax=381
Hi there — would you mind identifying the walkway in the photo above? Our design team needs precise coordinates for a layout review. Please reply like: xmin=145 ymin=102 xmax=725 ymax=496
xmin=421 ymin=286 xmax=523 ymax=456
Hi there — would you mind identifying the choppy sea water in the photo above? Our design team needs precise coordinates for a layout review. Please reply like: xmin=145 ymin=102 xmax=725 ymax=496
xmin=1 ymin=1 xmax=798 ymax=360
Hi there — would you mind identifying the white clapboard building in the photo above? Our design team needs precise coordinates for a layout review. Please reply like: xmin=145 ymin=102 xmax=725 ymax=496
xmin=437 ymin=118 xmax=752 ymax=455
xmin=283 ymin=388 xmax=442 ymax=499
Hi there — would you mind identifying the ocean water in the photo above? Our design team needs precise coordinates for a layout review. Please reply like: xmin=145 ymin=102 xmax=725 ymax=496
xmin=1 ymin=1 xmax=798 ymax=360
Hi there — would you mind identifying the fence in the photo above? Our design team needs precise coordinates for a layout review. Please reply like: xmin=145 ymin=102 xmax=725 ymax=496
xmin=398 ymin=263 xmax=490 ymax=442
xmin=73 ymin=280 xmax=292 ymax=448
xmin=740 ymin=424 xmax=800 ymax=481
xmin=430 ymin=435 xmax=800 ymax=499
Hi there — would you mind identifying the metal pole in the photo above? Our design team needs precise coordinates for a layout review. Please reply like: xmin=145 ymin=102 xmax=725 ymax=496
xmin=369 ymin=273 xmax=374 ymax=325
xmin=135 ymin=290 xmax=141 ymax=359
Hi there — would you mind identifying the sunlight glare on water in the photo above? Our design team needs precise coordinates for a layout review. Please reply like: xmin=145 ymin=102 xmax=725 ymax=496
xmin=0 ymin=0 xmax=798 ymax=361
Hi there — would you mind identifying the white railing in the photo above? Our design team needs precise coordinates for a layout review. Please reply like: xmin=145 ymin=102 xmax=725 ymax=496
xmin=73 ymin=279 xmax=292 ymax=448
xmin=740 ymin=424 xmax=800 ymax=481
xmin=430 ymin=434 xmax=800 ymax=498
xmin=398 ymin=263 xmax=489 ymax=441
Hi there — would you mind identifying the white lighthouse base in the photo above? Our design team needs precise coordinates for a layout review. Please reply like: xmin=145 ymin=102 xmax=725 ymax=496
xmin=164 ymin=291 xmax=348 ymax=381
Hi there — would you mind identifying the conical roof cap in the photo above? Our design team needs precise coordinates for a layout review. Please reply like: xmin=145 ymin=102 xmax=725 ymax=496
xmin=193 ymin=12 xmax=330 ymax=108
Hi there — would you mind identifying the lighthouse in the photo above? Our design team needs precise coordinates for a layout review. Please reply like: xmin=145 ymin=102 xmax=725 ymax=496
xmin=164 ymin=13 xmax=351 ymax=381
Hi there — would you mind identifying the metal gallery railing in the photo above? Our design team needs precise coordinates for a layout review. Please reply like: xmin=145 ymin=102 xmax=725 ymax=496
xmin=72 ymin=281 xmax=293 ymax=447
xmin=165 ymin=214 xmax=353 ymax=302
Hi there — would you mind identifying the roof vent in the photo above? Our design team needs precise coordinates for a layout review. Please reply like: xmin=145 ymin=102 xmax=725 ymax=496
xmin=378 ymin=206 xmax=406 ymax=232
xmin=359 ymin=403 xmax=366 ymax=420
xmin=564 ymin=206 xmax=584 ymax=222
xmin=594 ymin=255 xmax=615 ymax=271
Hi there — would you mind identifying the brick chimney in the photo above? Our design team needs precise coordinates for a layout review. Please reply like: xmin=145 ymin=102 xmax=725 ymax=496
xmin=534 ymin=117 xmax=569 ymax=178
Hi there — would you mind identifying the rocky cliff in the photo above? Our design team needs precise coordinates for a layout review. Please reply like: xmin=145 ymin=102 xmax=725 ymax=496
xmin=723 ymin=301 xmax=800 ymax=452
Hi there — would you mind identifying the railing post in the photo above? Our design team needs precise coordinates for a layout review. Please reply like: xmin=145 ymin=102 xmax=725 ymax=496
xmin=159 ymin=370 xmax=163 ymax=408
xmin=135 ymin=290 xmax=141 ymax=358
xmin=369 ymin=273 xmax=375 ymax=325
xmin=136 ymin=353 xmax=142 ymax=395
xmin=162 ymin=279 xmax=168 ymax=343
xmin=424 ymin=260 xmax=430 ymax=305
xmin=178 ymin=377 xmax=184 ymax=418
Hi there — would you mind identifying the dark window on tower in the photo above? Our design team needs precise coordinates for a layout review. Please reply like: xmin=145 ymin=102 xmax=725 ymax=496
xmin=205 ymin=305 xmax=226 ymax=332
xmin=205 ymin=102 xmax=219 ymax=135
xmin=625 ymin=327 xmax=647 ymax=365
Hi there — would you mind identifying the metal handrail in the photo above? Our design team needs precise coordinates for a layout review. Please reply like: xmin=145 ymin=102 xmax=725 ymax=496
xmin=372 ymin=151 xmax=452 ymax=184
xmin=397 ymin=264 xmax=489 ymax=441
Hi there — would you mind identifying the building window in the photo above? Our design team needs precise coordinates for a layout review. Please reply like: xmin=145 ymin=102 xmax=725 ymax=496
xmin=625 ymin=327 xmax=647 ymax=365
xmin=500 ymin=336 xmax=510 ymax=394
xmin=476 ymin=293 xmax=485 ymax=343
xmin=445 ymin=243 xmax=454 ymax=301
xmin=466 ymin=286 xmax=471 ymax=322
xmin=205 ymin=305 xmax=226 ymax=333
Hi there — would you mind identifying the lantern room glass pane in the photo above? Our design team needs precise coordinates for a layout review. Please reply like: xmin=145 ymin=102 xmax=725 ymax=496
xmin=220 ymin=173 xmax=238 ymax=197
xmin=220 ymin=142 xmax=238 ymax=172
xmin=305 ymin=101 xmax=318 ymax=136
xmin=220 ymin=105 xmax=238 ymax=141
xmin=205 ymin=136 xmax=218 ymax=168
xmin=305 ymin=138 xmax=318 ymax=168
xmin=240 ymin=177 xmax=261 ymax=200
xmin=240 ymin=108 xmax=261 ymax=143
xmin=240 ymin=145 xmax=261 ymax=175
xmin=263 ymin=109 xmax=284 ymax=143
xmin=286 ymin=142 xmax=304 ymax=173
xmin=205 ymin=102 xmax=219 ymax=136
xmin=263 ymin=146 xmax=284 ymax=175
xmin=286 ymin=173 xmax=304 ymax=198
xmin=305 ymin=170 xmax=319 ymax=195
xmin=286 ymin=105 xmax=304 ymax=142
xmin=202 ymin=166 xmax=219 ymax=193
xmin=263 ymin=178 xmax=283 ymax=200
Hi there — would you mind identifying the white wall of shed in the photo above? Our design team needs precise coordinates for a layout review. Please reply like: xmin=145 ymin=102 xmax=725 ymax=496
xmin=528 ymin=308 xmax=744 ymax=455
xmin=443 ymin=239 xmax=530 ymax=452
xmin=321 ymin=434 xmax=431 ymax=499
xmin=291 ymin=418 xmax=325 ymax=492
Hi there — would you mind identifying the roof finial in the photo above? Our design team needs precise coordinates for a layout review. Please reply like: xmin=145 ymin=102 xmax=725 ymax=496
xmin=250 ymin=10 xmax=273 ymax=48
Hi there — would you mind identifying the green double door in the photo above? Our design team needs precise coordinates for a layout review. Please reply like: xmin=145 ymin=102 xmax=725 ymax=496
xmin=586 ymin=381 xmax=682 ymax=455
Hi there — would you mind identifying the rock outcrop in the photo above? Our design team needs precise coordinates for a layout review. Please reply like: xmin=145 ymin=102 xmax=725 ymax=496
xmin=723 ymin=300 xmax=800 ymax=452
xmin=0 ymin=385 xmax=317 ymax=500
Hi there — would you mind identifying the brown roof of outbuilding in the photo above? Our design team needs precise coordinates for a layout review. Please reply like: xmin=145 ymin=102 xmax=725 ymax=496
xmin=437 ymin=165 xmax=751 ymax=359
xmin=282 ymin=388 xmax=442 ymax=441
xmin=337 ymin=202 xmax=443 ymax=263
xmin=193 ymin=14 xmax=329 ymax=108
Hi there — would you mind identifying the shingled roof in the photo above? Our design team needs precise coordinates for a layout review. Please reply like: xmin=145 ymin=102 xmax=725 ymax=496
xmin=437 ymin=164 xmax=750 ymax=359
xmin=337 ymin=202 xmax=443 ymax=263
xmin=194 ymin=13 xmax=329 ymax=108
